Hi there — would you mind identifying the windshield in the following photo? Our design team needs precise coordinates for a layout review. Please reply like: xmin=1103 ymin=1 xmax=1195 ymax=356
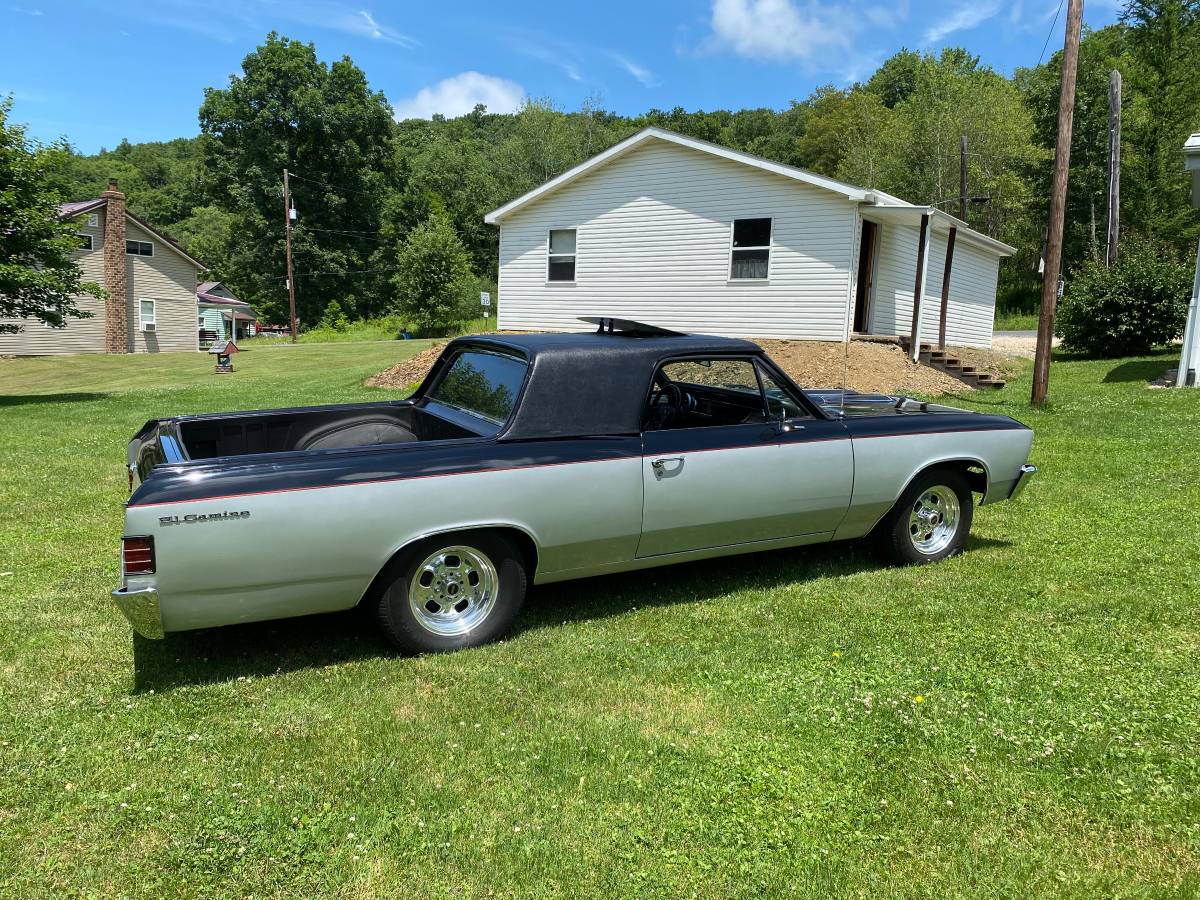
xmin=428 ymin=350 xmax=528 ymax=425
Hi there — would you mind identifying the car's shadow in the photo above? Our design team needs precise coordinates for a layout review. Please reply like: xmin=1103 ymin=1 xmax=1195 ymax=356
xmin=131 ymin=534 xmax=1010 ymax=694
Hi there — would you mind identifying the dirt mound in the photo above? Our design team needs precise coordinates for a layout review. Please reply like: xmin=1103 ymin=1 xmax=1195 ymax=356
xmin=365 ymin=336 xmax=987 ymax=397
xmin=365 ymin=343 xmax=447 ymax=389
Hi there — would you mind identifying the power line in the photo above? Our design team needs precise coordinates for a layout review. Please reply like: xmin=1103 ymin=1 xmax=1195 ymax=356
xmin=268 ymin=265 xmax=403 ymax=281
xmin=285 ymin=169 xmax=384 ymax=199
xmin=1037 ymin=0 xmax=1066 ymax=67
xmin=302 ymin=226 xmax=390 ymax=242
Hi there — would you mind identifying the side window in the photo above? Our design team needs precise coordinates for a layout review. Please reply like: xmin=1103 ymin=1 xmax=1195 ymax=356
xmin=645 ymin=358 xmax=768 ymax=431
xmin=730 ymin=217 xmax=771 ymax=280
xmin=548 ymin=229 xmax=576 ymax=281
xmin=757 ymin=365 xmax=810 ymax=420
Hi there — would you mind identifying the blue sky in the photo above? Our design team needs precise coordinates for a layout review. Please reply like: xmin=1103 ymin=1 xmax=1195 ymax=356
xmin=3 ymin=0 xmax=1123 ymax=154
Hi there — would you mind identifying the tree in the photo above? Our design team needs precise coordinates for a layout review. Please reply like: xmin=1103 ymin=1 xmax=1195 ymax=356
xmin=391 ymin=213 xmax=475 ymax=334
xmin=316 ymin=298 xmax=350 ymax=331
xmin=1120 ymin=0 xmax=1200 ymax=248
xmin=866 ymin=49 xmax=923 ymax=108
xmin=199 ymin=33 xmax=396 ymax=324
xmin=0 ymin=99 xmax=103 ymax=332
xmin=1017 ymin=25 xmax=1127 ymax=270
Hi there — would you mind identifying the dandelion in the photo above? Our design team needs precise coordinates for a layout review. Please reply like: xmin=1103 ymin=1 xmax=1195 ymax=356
xmin=914 ymin=695 xmax=925 ymax=704
xmin=832 ymin=651 xmax=841 ymax=659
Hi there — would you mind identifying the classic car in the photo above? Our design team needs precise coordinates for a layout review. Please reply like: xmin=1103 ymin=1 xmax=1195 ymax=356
xmin=113 ymin=318 xmax=1036 ymax=653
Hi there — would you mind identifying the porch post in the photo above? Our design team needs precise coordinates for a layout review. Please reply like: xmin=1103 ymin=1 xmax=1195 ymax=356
xmin=938 ymin=227 xmax=957 ymax=350
xmin=909 ymin=213 xmax=931 ymax=361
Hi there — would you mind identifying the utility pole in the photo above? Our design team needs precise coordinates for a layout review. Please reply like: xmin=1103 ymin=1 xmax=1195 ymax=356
xmin=1032 ymin=0 xmax=1084 ymax=409
xmin=1106 ymin=69 xmax=1122 ymax=267
xmin=959 ymin=135 xmax=968 ymax=223
xmin=283 ymin=168 xmax=298 ymax=344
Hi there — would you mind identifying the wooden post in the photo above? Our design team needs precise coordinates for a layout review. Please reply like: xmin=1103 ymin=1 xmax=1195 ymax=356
xmin=1032 ymin=0 xmax=1084 ymax=408
xmin=283 ymin=168 xmax=298 ymax=344
xmin=1106 ymin=68 xmax=1122 ymax=267
xmin=909 ymin=213 xmax=931 ymax=361
xmin=959 ymin=135 xmax=968 ymax=223
xmin=938 ymin=227 xmax=957 ymax=350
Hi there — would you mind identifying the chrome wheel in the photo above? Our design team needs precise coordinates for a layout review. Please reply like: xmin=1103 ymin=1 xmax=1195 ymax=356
xmin=908 ymin=485 xmax=961 ymax=555
xmin=408 ymin=545 xmax=498 ymax=637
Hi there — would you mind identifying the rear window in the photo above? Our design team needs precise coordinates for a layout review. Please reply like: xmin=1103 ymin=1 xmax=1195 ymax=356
xmin=429 ymin=350 xmax=527 ymax=424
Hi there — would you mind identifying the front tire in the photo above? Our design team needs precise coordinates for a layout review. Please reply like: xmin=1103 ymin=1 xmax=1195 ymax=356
xmin=876 ymin=469 xmax=974 ymax=565
xmin=376 ymin=532 xmax=526 ymax=654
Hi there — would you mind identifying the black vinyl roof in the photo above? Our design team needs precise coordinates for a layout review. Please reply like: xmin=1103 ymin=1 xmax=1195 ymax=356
xmin=416 ymin=331 xmax=763 ymax=440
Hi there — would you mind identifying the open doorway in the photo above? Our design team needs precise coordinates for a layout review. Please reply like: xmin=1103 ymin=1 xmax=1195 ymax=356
xmin=853 ymin=220 xmax=879 ymax=334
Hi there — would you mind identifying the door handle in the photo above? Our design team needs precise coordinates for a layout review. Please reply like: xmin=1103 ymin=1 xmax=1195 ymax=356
xmin=651 ymin=456 xmax=684 ymax=475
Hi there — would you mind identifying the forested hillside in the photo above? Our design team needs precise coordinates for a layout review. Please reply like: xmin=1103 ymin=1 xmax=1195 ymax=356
xmin=47 ymin=2 xmax=1200 ymax=328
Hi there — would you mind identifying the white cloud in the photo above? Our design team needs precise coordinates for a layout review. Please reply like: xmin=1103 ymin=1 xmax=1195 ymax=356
xmin=504 ymin=29 xmax=585 ymax=82
xmin=864 ymin=0 xmax=909 ymax=28
xmin=923 ymin=0 xmax=1000 ymax=43
xmin=610 ymin=53 xmax=659 ymax=87
xmin=708 ymin=0 xmax=853 ymax=62
xmin=393 ymin=72 xmax=525 ymax=120
xmin=337 ymin=9 xmax=416 ymax=47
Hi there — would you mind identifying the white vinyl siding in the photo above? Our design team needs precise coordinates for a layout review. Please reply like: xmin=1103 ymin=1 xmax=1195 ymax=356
xmin=871 ymin=223 xmax=998 ymax=349
xmin=497 ymin=139 xmax=856 ymax=341
xmin=924 ymin=237 xmax=999 ymax=349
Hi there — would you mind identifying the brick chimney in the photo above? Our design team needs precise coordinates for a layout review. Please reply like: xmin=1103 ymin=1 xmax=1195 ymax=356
xmin=100 ymin=178 xmax=128 ymax=353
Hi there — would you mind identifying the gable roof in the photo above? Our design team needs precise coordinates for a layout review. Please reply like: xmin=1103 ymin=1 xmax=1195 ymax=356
xmin=482 ymin=126 xmax=1015 ymax=257
xmin=484 ymin=127 xmax=875 ymax=226
xmin=58 ymin=199 xmax=208 ymax=270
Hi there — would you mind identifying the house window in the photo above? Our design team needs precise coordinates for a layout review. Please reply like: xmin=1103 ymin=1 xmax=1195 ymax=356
xmin=139 ymin=299 xmax=156 ymax=330
xmin=730 ymin=217 xmax=771 ymax=280
xmin=126 ymin=240 xmax=153 ymax=257
xmin=548 ymin=229 xmax=576 ymax=282
xmin=87 ymin=213 xmax=99 ymax=228
xmin=76 ymin=234 xmax=93 ymax=251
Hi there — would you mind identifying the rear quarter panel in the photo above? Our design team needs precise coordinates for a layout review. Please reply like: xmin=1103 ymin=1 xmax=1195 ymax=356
xmin=834 ymin=419 xmax=1034 ymax=540
xmin=124 ymin=439 xmax=642 ymax=632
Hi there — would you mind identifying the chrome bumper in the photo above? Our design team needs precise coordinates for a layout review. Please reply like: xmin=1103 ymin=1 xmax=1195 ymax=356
xmin=111 ymin=586 xmax=165 ymax=639
xmin=1008 ymin=464 xmax=1038 ymax=500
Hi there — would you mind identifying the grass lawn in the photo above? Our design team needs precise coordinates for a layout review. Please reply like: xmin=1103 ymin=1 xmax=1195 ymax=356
xmin=993 ymin=311 xmax=1040 ymax=332
xmin=1 ymin=342 xmax=1197 ymax=897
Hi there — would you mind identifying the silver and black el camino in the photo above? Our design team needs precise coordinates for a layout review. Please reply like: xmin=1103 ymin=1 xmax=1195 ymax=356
xmin=113 ymin=319 xmax=1036 ymax=653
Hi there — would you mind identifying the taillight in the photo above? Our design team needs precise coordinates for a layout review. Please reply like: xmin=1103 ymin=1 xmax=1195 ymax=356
xmin=122 ymin=536 xmax=155 ymax=576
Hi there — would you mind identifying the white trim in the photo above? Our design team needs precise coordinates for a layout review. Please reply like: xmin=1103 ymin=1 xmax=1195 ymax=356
xmin=139 ymin=297 xmax=157 ymax=331
xmin=727 ymin=216 xmax=773 ymax=281
xmin=87 ymin=213 xmax=99 ymax=228
xmin=547 ymin=227 xmax=577 ymax=283
xmin=484 ymin=127 xmax=870 ymax=224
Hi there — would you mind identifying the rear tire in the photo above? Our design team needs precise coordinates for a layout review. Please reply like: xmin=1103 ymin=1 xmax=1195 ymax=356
xmin=876 ymin=469 xmax=973 ymax=565
xmin=376 ymin=532 xmax=526 ymax=654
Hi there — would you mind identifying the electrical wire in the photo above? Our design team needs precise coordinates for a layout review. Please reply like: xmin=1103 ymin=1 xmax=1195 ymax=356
xmin=1037 ymin=0 xmax=1066 ymax=67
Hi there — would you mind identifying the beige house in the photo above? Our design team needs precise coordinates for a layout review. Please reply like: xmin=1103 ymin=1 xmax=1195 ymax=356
xmin=0 ymin=179 xmax=206 ymax=355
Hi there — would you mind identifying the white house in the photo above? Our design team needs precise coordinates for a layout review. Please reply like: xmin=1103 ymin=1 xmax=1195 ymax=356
xmin=485 ymin=127 xmax=1016 ymax=351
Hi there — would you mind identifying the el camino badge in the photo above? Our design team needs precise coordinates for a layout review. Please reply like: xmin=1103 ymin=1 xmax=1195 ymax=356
xmin=159 ymin=511 xmax=251 ymax=526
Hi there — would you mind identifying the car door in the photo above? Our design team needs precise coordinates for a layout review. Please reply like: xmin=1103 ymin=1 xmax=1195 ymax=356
xmin=636 ymin=356 xmax=853 ymax=558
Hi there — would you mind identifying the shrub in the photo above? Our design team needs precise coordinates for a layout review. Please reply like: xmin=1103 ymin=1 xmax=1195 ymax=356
xmin=1057 ymin=238 xmax=1192 ymax=357
xmin=316 ymin=299 xmax=350 ymax=332
xmin=391 ymin=213 xmax=475 ymax=335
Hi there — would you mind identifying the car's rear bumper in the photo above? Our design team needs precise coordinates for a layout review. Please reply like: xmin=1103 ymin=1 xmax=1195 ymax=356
xmin=1008 ymin=464 xmax=1037 ymax=500
xmin=111 ymin=586 xmax=164 ymax=639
